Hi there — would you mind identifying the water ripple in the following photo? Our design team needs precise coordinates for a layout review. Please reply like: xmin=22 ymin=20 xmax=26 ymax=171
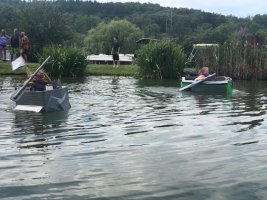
xmin=0 ymin=76 xmax=267 ymax=199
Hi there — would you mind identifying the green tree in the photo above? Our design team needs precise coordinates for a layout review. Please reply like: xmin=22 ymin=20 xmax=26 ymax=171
xmin=20 ymin=1 xmax=72 ymax=59
xmin=63 ymin=13 xmax=101 ymax=35
xmin=0 ymin=2 xmax=23 ymax=33
xmin=84 ymin=19 xmax=143 ymax=54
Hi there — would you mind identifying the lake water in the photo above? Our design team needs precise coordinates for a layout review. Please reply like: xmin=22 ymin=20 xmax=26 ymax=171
xmin=0 ymin=76 xmax=267 ymax=200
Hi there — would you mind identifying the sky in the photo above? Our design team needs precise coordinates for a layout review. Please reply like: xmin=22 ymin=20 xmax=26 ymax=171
xmin=96 ymin=0 xmax=267 ymax=18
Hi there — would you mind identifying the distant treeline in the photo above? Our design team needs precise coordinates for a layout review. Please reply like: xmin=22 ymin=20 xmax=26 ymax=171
xmin=2 ymin=0 xmax=267 ymax=50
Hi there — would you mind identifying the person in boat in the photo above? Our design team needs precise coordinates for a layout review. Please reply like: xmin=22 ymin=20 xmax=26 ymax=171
xmin=28 ymin=70 xmax=51 ymax=91
xmin=195 ymin=67 xmax=209 ymax=81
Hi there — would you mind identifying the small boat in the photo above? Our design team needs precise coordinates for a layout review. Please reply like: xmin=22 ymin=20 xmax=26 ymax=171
xmin=180 ymin=43 xmax=233 ymax=93
xmin=12 ymin=84 xmax=71 ymax=112
xmin=10 ymin=56 xmax=71 ymax=112
xmin=180 ymin=75 xmax=233 ymax=93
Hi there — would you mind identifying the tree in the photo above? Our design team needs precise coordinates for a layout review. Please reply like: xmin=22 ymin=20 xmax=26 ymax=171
xmin=63 ymin=13 xmax=102 ymax=35
xmin=0 ymin=2 xmax=23 ymax=34
xmin=84 ymin=19 xmax=143 ymax=54
xmin=20 ymin=1 xmax=72 ymax=59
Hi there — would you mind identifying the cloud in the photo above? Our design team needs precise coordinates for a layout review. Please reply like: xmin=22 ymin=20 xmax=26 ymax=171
xmin=149 ymin=0 xmax=267 ymax=17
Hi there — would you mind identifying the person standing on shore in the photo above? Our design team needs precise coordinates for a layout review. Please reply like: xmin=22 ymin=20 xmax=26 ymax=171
xmin=10 ymin=28 xmax=20 ymax=61
xmin=20 ymin=31 xmax=29 ymax=62
xmin=111 ymin=36 xmax=120 ymax=68
xmin=0 ymin=29 xmax=9 ymax=61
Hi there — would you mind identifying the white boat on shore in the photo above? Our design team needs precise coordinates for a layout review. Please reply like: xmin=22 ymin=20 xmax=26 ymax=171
xmin=86 ymin=54 xmax=134 ymax=64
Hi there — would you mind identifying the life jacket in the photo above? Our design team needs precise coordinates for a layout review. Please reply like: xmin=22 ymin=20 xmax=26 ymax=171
xmin=33 ymin=80 xmax=46 ymax=91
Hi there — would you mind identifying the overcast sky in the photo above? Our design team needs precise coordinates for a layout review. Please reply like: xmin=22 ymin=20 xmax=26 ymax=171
xmin=96 ymin=0 xmax=267 ymax=17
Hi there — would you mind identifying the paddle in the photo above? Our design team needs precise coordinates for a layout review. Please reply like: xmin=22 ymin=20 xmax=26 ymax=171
xmin=10 ymin=56 xmax=51 ymax=101
xmin=179 ymin=73 xmax=216 ymax=91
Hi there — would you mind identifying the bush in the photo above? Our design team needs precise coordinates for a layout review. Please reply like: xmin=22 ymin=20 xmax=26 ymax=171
xmin=39 ymin=45 xmax=87 ymax=78
xmin=137 ymin=39 xmax=186 ymax=80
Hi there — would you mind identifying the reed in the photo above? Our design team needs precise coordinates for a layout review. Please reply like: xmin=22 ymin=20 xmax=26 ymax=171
xmin=194 ymin=43 xmax=267 ymax=80
xmin=39 ymin=45 xmax=87 ymax=78
xmin=137 ymin=39 xmax=186 ymax=80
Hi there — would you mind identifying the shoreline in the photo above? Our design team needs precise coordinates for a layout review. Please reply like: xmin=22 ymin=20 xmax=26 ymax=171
xmin=0 ymin=62 xmax=140 ymax=76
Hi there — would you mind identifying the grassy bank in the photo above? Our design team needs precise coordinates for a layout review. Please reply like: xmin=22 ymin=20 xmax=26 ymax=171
xmin=86 ymin=64 xmax=139 ymax=76
xmin=0 ymin=61 xmax=140 ymax=76
xmin=0 ymin=61 xmax=39 ymax=75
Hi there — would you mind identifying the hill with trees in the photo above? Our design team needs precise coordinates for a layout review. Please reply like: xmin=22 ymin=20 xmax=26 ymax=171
xmin=1 ymin=0 xmax=267 ymax=55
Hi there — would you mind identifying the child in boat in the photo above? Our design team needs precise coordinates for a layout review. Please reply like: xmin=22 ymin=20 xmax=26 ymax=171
xmin=195 ymin=67 xmax=209 ymax=80
xmin=32 ymin=72 xmax=47 ymax=91
xmin=28 ymin=70 xmax=51 ymax=91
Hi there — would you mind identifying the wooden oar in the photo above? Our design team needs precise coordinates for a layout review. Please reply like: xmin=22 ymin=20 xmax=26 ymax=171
xmin=10 ymin=56 xmax=51 ymax=101
xmin=179 ymin=73 xmax=216 ymax=91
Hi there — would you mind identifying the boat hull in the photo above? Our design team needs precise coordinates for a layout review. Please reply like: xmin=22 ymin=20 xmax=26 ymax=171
xmin=13 ymin=86 xmax=71 ymax=112
xmin=180 ymin=76 xmax=233 ymax=93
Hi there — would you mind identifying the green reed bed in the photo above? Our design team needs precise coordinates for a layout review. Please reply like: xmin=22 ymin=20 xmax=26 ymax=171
xmin=195 ymin=44 xmax=267 ymax=80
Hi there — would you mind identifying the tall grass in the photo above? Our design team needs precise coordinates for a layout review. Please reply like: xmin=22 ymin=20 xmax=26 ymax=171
xmin=194 ymin=43 xmax=267 ymax=80
xmin=137 ymin=39 xmax=186 ymax=80
xmin=39 ymin=45 xmax=87 ymax=78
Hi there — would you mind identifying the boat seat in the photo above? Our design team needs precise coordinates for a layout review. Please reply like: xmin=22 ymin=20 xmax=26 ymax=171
xmin=184 ymin=76 xmax=197 ymax=80
xmin=212 ymin=76 xmax=227 ymax=81
xmin=46 ymin=85 xmax=53 ymax=90
xmin=184 ymin=75 xmax=227 ymax=81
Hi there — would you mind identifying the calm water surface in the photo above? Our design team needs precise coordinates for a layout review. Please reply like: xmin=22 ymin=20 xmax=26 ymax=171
xmin=0 ymin=76 xmax=267 ymax=200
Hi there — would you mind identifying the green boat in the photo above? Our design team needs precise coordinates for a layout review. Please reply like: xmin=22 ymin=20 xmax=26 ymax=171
xmin=180 ymin=43 xmax=233 ymax=93
xmin=180 ymin=75 xmax=233 ymax=93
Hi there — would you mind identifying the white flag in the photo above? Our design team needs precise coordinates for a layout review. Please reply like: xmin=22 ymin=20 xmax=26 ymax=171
xmin=11 ymin=56 xmax=26 ymax=71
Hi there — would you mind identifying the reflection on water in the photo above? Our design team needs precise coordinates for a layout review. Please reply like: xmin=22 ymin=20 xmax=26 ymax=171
xmin=0 ymin=76 xmax=267 ymax=199
xmin=13 ymin=111 xmax=69 ymax=149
